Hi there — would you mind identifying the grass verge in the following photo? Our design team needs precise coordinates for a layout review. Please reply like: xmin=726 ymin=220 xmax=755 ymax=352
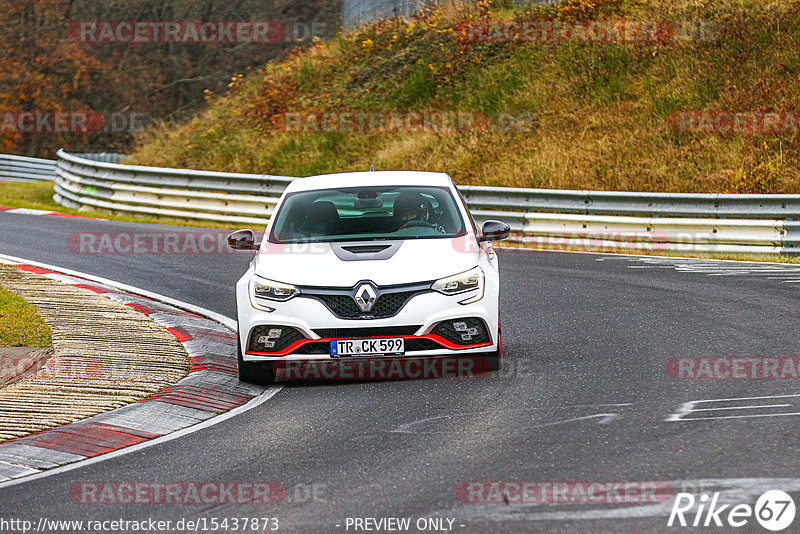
xmin=0 ymin=284 xmax=52 ymax=347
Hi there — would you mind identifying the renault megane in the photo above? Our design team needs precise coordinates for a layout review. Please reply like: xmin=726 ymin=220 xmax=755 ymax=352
xmin=228 ymin=170 xmax=510 ymax=384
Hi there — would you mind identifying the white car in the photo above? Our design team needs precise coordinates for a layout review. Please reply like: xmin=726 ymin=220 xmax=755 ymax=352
xmin=228 ymin=170 xmax=510 ymax=384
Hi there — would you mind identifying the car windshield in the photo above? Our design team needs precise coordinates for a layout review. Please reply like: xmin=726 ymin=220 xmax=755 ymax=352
xmin=269 ymin=185 xmax=466 ymax=243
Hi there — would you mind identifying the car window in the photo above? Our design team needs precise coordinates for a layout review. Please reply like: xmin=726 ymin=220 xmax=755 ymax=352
xmin=269 ymin=186 xmax=466 ymax=243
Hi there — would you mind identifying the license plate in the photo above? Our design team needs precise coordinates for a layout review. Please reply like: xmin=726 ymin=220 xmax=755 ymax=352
xmin=331 ymin=337 xmax=405 ymax=357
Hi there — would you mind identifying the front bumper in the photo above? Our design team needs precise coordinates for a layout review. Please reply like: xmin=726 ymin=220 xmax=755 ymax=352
xmin=237 ymin=279 xmax=500 ymax=362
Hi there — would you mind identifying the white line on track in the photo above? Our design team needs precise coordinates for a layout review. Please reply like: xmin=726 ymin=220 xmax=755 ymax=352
xmin=391 ymin=404 xmax=632 ymax=434
xmin=0 ymin=253 xmax=283 ymax=490
xmin=665 ymin=394 xmax=800 ymax=422
xmin=691 ymin=404 xmax=792 ymax=412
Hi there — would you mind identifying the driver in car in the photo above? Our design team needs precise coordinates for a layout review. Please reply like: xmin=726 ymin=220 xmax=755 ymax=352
xmin=393 ymin=191 xmax=446 ymax=233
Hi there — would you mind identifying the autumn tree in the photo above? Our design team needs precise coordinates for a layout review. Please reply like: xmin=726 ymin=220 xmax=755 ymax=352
xmin=0 ymin=0 xmax=340 ymax=156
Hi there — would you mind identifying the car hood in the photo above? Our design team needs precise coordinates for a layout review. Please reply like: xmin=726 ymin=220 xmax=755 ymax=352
xmin=253 ymin=236 xmax=479 ymax=287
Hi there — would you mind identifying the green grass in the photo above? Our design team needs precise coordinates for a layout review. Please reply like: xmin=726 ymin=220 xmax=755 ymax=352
xmin=0 ymin=181 xmax=69 ymax=212
xmin=0 ymin=181 xmax=243 ymax=229
xmin=0 ymin=284 xmax=51 ymax=347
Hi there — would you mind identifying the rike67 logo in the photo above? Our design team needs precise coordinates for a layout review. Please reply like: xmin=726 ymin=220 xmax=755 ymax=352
xmin=668 ymin=490 xmax=796 ymax=531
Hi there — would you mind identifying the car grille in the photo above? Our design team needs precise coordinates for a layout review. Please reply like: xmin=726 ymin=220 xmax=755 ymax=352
xmin=248 ymin=325 xmax=305 ymax=353
xmin=404 ymin=339 xmax=441 ymax=351
xmin=299 ymin=281 xmax=432 ymax=320
xmin=313 ymin=326 xmax=422 ymax=338
xmin=312 ymin=294 xmax=363 ymax=318
xmin=293 ymin=342 xmax=330 ymax=355
xmin=430 ymin=317 xmax=491 ymax=345
xmin=309 ymin=291 xmax=421 ymax=319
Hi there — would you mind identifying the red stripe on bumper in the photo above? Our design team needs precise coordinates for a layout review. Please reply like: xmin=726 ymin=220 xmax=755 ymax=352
xmin=246 ymin=334 xmax=492 ymax=357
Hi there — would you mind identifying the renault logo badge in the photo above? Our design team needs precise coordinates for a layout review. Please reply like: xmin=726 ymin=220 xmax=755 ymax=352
xmin=354 ymin=283 xmax=378 ymax=312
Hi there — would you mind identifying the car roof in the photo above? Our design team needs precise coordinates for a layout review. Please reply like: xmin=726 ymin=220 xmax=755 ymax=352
xmin=283 ymin=170 xmax=453 ymax=193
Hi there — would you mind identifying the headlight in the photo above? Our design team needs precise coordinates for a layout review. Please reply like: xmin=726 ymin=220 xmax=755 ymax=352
xmin=432 ymin=266 xmax=484 ymax=304
xmin=249 ymin=276 xmax=299 ymax=311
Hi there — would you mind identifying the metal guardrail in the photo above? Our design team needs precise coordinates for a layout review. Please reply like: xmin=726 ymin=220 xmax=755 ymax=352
xmin=71 ymin=153 xmax=127 ymax=164
xmin=1 ymin=149 xmax=796 ymax=256
xmin=460 ymin=185 xmax=800 ymax=219
xmin=341 ymin=0 xmax=553 ymax=28
xmin=469 ymin=211 xmax=788 ymax=255
xmin=54 ymin=149 xmax=290 ymax=225
xmin=0 ymin=154 xmax=57 ymax=182
xmin=342 ymin=0 xmax=418 ymax=28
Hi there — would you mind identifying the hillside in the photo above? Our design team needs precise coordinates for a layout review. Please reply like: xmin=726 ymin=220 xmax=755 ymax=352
xmin=129 ymin=0 xmax=800 ymax=193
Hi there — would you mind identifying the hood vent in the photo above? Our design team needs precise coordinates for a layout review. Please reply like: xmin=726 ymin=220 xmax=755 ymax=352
xmin=341 ymin=244 xmax=391 ymax=254
xmin=330 ymin=241 xmax=402 ymax=261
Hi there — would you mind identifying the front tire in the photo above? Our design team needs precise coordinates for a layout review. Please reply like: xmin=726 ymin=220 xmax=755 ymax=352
xmin=481 ymin=348 xmax=502 ymax=372
xmin=237 ymin=336 xmax=276 ymax=385
xmin=478 ymin=321 xmax=502 ymax=372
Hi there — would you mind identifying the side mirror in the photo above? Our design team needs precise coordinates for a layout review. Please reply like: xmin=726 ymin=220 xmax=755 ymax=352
xmin=227 ymin=229 xmax=261 ymax=250
xmin=478 ymin=220 xmax=511 ymax=242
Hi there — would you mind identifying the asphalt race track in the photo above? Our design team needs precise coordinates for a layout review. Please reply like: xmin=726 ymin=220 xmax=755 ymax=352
xmin=2 ymin=211 xmax=800 ymax=533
